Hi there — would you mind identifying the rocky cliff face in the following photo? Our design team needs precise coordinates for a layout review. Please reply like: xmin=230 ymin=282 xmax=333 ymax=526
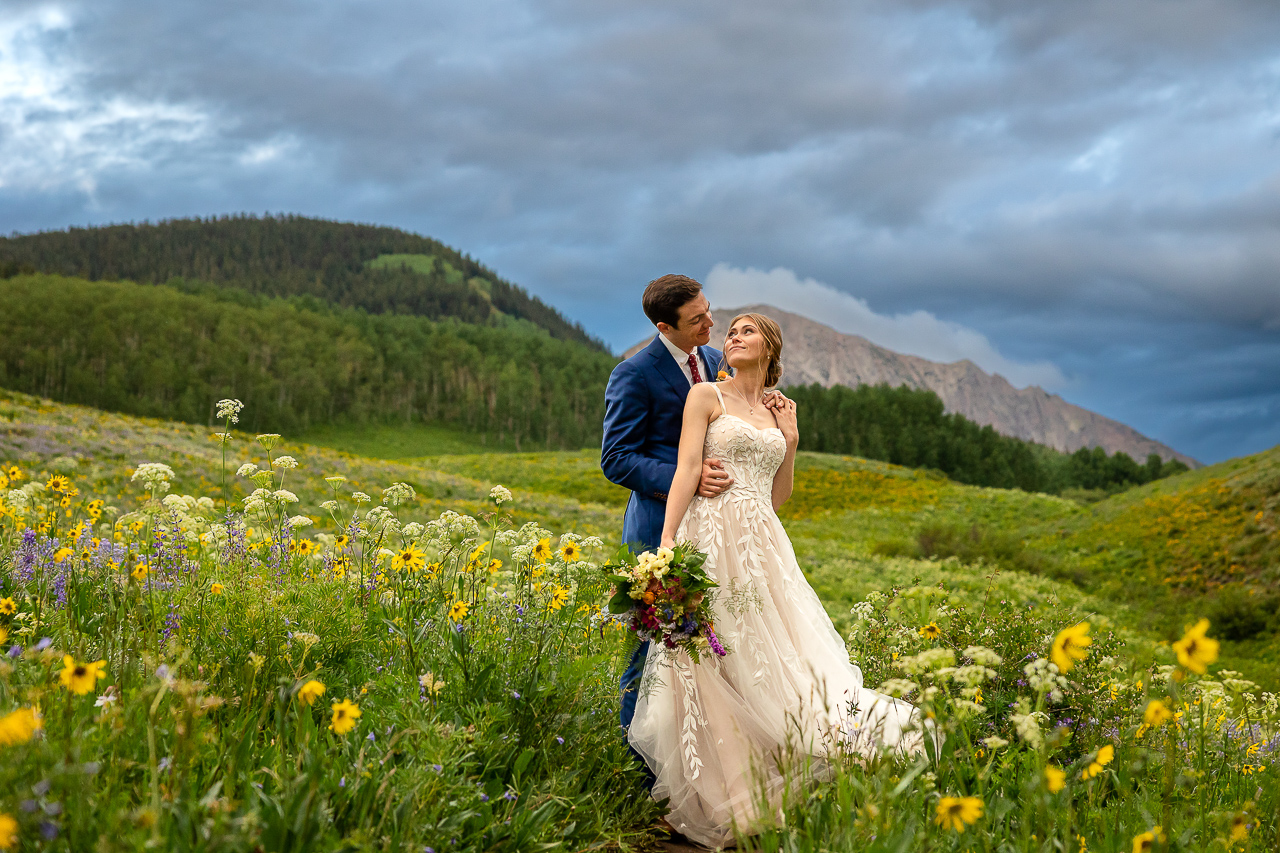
xmin=625 ymin=303 xmax=1197 ymax=466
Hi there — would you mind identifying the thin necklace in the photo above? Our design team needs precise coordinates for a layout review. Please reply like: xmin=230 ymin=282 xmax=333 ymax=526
xmin=730 ymin=380 xmax=765 ymax=415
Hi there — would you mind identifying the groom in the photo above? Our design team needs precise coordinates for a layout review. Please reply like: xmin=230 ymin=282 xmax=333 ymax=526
xmin=601 ymin=274 xmax=735 ymax=783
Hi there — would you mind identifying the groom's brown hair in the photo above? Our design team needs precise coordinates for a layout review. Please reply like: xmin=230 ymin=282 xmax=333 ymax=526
xmin=642 ymin=274 xmax=703 ymax=328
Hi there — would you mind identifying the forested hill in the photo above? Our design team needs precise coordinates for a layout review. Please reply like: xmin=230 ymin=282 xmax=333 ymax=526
xmin=0 ymin=214 xmax=605 ymax=351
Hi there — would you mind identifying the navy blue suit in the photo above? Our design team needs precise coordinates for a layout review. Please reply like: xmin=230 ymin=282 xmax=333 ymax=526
xmin=601 ymin=334 xmax=723 ymax=784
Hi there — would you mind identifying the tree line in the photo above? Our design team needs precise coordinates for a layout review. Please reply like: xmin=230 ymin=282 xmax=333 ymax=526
xmin=0 ymin=214 xmax=606 ymax=351
xmin=0 ymin=272 xmax=1185 ymax=491
xmin=788 ymin=383 xmax=1188 ymax=494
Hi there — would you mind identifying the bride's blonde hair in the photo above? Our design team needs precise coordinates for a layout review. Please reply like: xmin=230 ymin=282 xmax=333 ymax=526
xmin=721 ymin=312 xmax=784 ymax=388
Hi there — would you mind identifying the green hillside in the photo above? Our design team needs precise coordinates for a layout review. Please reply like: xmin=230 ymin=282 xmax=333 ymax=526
xmin=0 ymin=214 xmax=605 ymax=350
xmin=0 ymin=274 xmax=613 ymax=448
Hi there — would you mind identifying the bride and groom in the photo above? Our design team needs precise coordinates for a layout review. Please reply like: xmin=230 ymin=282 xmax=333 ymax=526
xmin=601 ymin=275 xmax=926 ymax=848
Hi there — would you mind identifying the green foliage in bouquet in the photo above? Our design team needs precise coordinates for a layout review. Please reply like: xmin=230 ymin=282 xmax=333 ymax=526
xmin=603 ymin=543 xmax=726 ymax=663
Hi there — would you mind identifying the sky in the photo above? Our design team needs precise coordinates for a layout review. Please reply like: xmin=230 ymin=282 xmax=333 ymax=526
xmin=2 ymin=0 xmax=1279 ymax=464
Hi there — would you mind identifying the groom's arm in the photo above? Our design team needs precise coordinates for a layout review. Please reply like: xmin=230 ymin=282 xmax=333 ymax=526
xmin=601 ymin=361 xmax=677 ymax=499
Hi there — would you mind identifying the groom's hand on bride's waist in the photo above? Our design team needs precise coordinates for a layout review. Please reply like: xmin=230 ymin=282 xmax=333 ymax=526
xmin=698 ymin=458 xmax=733 ymax=497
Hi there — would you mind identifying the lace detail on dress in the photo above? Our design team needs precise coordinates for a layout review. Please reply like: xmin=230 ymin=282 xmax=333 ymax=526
xmin=629 ymin=404 xmax=929 ymax=849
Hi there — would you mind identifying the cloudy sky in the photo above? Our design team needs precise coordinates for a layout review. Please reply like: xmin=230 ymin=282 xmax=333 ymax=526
xmin=2 ymin=0 xmax=1279 ymax=463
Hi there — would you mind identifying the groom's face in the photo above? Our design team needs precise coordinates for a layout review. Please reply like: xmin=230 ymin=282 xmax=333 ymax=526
xmin=667 ymin=294 xmax=714 ymax=351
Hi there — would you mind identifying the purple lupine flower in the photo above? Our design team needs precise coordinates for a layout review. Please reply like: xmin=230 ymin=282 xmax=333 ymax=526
xmin=707 ymin=627 xmax=727 ymax=657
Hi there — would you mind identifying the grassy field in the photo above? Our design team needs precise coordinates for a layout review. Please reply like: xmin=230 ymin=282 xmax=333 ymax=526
xmin=2 ymin=388 xmax=1277 ymax=850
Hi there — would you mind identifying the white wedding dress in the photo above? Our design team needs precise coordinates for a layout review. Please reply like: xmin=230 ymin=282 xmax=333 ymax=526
xmin=627 ymin=387 xmax=926 ymax=848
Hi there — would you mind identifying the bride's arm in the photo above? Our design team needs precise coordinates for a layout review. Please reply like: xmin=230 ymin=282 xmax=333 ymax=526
xmin=771 ymin=396 xmax=800 ymax=510
xmin=660 ymin=385 xmax=719 ymax=549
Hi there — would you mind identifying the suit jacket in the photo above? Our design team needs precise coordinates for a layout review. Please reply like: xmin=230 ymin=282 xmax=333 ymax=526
xmin=601 ymin=335 xmax=724 ymax=553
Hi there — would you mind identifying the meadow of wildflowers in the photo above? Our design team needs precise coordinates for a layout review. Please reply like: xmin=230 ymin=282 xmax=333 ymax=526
xmin=1 ymin=387 xmax=1277 ymax=850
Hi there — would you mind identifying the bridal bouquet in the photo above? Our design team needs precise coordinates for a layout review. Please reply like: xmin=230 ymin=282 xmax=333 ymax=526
xmin=604 ymin=543 xmax=728 ymax=662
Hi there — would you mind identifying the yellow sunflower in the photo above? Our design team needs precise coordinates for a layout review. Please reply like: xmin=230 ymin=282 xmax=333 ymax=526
xmin=0 ymin=597 xmax=15 ymax=616
xmin=1081 ymin=744 xmax=1114 ymax=780
xmin=1172 ymin=618 xmax=1219 ymax=674
xmin=396 ymin=545 xmax=425 ymax=572
xmin=933 ymin=796 xmax=983 ymax=832
xmin=59 ymin=656 xmax=107 ymax=695
xmin=211 ymin=582 xmax=225 ymax=595
xmin=46 ymin=474 xmax=70 ymax=494
xmin=1050 ymin=621 xmax=1092 ymax=673
xmin=548 ymin=585 xmax=570 ymax=611
xmin=52 ymin=547 xmax=73 ymax=564
xmin=532 ymin=538 xmax=551 ymax=563
xmin=1131 ymin=827 xmax=1164 ymax=853
xmin=298 ymin=679 xmax=326 ymax=706
xmin=329 ymin=698 xmax=361 ymax=735
xmin=131 ymin=562 xmax=149 ymax=582
xmin=0 ymin=707 xmax=41 ymax=746
xmin=560 ymin=541 xmax=581 ymax=562
xmin=1045 ymin=764 xmax=1066 ymax=793
xmin=918 ymin=622 xmax=940 ymax=640
xmin=1143 ymin=699 xmax=1172 ymax=728
xmin=449 ymin=600 xmax=470 ymax=622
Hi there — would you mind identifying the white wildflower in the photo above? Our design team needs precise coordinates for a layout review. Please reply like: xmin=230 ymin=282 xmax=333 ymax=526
xmin=325 ymin=475 xmax=347 ymax=488
xmin=981 ymin=736 xmax=1009 ymax=750
xmin=963 ymin=646 xmax=1004 ymax=667
xmin=382 ymin=482 xmax=416 ymax=507
xmin=878 ymin=678 xmax=919 ymax=698
xmin=897 ymin=648 xmax=956 ymax=676
xmin=288 ymin=515 xmax=314 ymax=529
xmin=256 ymin=434 xmax=281 ymax=451
xmin=131 ymin=462 xmax=176 ymax=494
xmin=1011 ymin=697 xmax=1048 ymax=748
xmin=352 ymin=492 xmax=372 ymax=505
xmin=320 ymin=500 xmax=339 ymax=512
xmin=216 ymin=399 xmax=244 ymax=423
xmin=212 ymin=432 xmax=232 ymax=444
xmin=402 ymin=522 xmax=424 ymax=539
xmin=1024 ymin=658 xmax=1069 ymax=703
xmin=951 ymin=665 xmax=998 ymax=687
xmin=272 ymin=456 xmax=299 ymax=470
xmin=272 ymin=490 xmax=299 ymax=504
xmin=953 ymin=699 xmax=987 ymax=719
xmin=581 ymin=536 xmax=604 ymax=550
xmin=291 ymin=632 xmax=320 ymax=649
xmin=489 ymin=484 xmax=513 ymax=505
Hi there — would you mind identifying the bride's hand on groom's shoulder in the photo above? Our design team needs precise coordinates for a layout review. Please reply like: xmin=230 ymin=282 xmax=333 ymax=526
xmin=767 ymin=393 xmax=799 ymax=448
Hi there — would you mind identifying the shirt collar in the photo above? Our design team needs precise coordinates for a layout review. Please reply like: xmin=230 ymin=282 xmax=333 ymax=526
xmin=656 ymin=331 xmax=696 ymax=364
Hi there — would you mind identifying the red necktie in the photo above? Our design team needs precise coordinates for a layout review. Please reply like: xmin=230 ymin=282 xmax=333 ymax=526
xmin=687 ymin=352 xmax=703 ymax=384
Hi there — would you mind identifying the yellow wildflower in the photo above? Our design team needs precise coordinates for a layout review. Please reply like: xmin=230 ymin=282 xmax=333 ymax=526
xmin=933 ymin=796 xmax=983 ymax=832
xmin=5 ymin=466 xmax=22 ymax=482
xmin=0 ymin=707 xmax=42 ymax=746
xmin=131 ymin=562 xmax=149 ymax=582
xmin=1229 ymin=813 xmax=1249 ymax=843
xmin=1131 ymin=827 xmax=1164 ymax=853
xmin=46 ymin=474 xmax=70 ymax=493
xmin=0 ymin=813 xmax=15 ymax=850
xmin=560 ymin=541 xmax=581 ymax=562
xmin=211 ymin=582 xmax=224 ymax=595
xmin=424 ymin=561 xmax=441 ymax=578
xmin=395 ymin=545 xmax=425 ymax=572
xmin=1044 ymin=764 xmax=1066 ymax=794
xmin=1050 ymin=621 xmax=1091 ymax=673
xmin=0 ymin=597 xmax=15 ymax=616
xmin=1143 ymin=699 xmax=1172 ymax=728
xmin=329 ymin=698 xmax=361 ymax=735
xmin=297 ymin=680 xmax=326 ymax=706
xmin=468 ymin=541 xmax=488 ymax=562
xmin=549 ymin=586 xmax=570 ymax=611
xmin=1081 ymin=744 xmax=1114 ymax=780
xmin=532 ymin=538 xmax=551 ymax=563
xmin=52 ymin=547 xmax=73 ymax=563
xmin=1172 ymin=618 xmax=1218 ymax=674
xmin=449 ymin=600 xmax=470 ymax=622
xmin=918 ymin=622 xmax=940 ymax=640
xmin=334 ymin=534 xmax=350 ymax=549
xmin=59 ymin=656 xmax=107 ymax=695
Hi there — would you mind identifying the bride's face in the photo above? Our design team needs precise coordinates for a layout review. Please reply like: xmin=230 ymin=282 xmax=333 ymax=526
xmin=724 ymin=320 xmax=766 ymax=369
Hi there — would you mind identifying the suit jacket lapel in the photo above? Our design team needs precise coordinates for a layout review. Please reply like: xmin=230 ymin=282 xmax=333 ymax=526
xmin=645 ymin=335 xmax=692 ymax=399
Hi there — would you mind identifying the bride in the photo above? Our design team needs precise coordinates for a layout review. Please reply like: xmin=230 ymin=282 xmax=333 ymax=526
xmin=627 ymin=312 xmax=927 ymax=848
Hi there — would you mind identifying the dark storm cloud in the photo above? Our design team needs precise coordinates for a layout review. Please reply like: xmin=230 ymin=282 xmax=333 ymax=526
xmin=2 ymin=0 xmax=1280 ymax=461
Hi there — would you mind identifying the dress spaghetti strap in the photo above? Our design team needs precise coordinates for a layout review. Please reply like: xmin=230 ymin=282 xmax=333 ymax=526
xmin=711 ymin=383 xmax=727 ymax=417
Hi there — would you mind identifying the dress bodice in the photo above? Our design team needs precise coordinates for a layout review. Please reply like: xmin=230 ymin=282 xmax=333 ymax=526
xmin=703 ymin=410 xmax=787 ymax=505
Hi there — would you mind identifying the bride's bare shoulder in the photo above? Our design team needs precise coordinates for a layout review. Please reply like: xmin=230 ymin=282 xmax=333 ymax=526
xmin=684 ymin=383 xmax=721 ymax=415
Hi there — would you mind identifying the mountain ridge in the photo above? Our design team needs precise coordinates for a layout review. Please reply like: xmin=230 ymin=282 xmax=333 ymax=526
xmin=627 ymin=303 xmax=1196 ymax=467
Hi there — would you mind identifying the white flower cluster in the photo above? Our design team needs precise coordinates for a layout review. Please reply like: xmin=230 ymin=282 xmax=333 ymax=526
xmin=236 ymin=463 xmax=259 ymax=477
xmin=132 ymin=462 xmax=176 ymax=494
xmin=878 ymin=678 xmax=919 ymax=698
xmin=382 ymin=482 xmax=416 ymax=507
xmin=897 ymin=648 xmax=956 ymax=676
xmin=1024 ymin=657 xmax=1069 ymax=703
xmin=981 ymin=735 xmax=1009 ymax=750
xmin=1010 ymin=697 xmax=1049 ymax=748
xmin=962 ymin=646 xmax=1003 ymax=667
xmin=272 ymin=456 xmax=299 ymax=470
xmin=288 ymin=515 xmax=313 ymax=529
xmin=626 ymin=548 xmax=675 ymax=599
xmin=951 ymin=665 xmax=998 ymax=687
xmin=489 ymin=485 xmax=513 ymax=505
xmin=952 ymin=699 xmax=987 ymax=719
xmin=216 ymin=399 xmax=244 ymax=423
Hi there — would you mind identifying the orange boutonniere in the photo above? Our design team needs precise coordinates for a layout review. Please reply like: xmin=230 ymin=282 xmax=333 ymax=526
xmin=716 ymin=370 xmax=729 ymax=381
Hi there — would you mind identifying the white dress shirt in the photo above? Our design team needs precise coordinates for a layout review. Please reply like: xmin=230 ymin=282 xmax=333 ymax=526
xmin=656 ymin=332 xmax=710 ymax=387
